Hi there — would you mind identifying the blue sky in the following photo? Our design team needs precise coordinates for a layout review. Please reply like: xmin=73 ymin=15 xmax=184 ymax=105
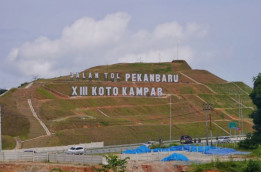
xmin=0 ymin=0 xmax=260 ymax=88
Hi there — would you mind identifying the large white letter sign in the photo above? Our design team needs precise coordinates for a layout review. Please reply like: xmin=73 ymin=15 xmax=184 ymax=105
xmin=125 ymin=73 xmax=130 ymax=81
xmin=80 ymin=86 xmax=88 ymax=96
xmin=99 ymin=87 xmax=104 ymax=96
xmin=113 ymin=87 xmax=119 ymax=96
xmin=144 ymin=87 xmax=149 ymax=96
xmin=92 ymin=87 xmax=97 ymax=96
xmin=122 ymin=87 xmax=127 ymax=96
xmin=157 ymin=88 xmax=163 ymax=96
xmin=136 ymin=87 xmax=143 ymax=96
xmin=106 ymin=87 xmax=112 ymax=96
xmin=72 ymin=86 xmax=78 ymax=96
xmin=173 ymin=74 xmax=179 ymax=83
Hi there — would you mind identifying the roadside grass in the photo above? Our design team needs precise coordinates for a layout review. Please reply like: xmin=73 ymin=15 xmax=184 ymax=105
xmin=233 ymin=82 xmax=253 ymax=94
xmin=225 ymin=108 xmax=253 ymax=119
xmin=189 ymin=159 xmax=248 ymax=172
xmin=230 ymin=94 xmax=256 ymax=108
xmin=213 ymin=121 xmax=254 ymax=135
xmin=35 ymin=87 xmax=56 ymax=99
xmin=182 ymin=70 xmax=227 ymax=84
xmin=207 ymin=82 xmax=250 ymax=95
xmin=0 ymin=89 xmax=30 ymax=139
xmin=198 ymin=94 xmax=239 ymax=108
xmin=2 ymin=135 xmax=16 ymax=150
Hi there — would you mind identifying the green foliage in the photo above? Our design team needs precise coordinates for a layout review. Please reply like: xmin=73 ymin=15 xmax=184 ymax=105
xmin=102 ymin=154 xmax=129 ymax=172
xmin=243 ymin=160 xmax=261 ymax=172
xmin=18 ymin=82 xmax=29 ymax=88
xmin=191 ymin=159 xmax=261 ymax=172
xmin=0 ymin=89 xmax=7 ymax=95
xmin=2 ymin=135 xmax=16 ymax=150
xmin=250 ymin=73 xmax=261 ymax=109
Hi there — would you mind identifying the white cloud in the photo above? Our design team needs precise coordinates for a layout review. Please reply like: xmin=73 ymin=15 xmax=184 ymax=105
xmin=4 ymin=12 xmax=208 ymax=83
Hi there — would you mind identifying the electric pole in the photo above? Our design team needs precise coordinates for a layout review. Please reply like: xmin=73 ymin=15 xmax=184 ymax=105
xmin=203 ymin=103 xmax=213 ymax=146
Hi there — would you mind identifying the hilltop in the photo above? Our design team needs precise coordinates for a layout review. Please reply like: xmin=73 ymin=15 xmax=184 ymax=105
xmin=0 ymin=60 xmax=255 ymax=149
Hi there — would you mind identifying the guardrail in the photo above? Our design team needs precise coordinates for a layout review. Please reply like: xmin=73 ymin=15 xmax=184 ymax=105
xmin=0 ymin=152 xmax=103 ymax=165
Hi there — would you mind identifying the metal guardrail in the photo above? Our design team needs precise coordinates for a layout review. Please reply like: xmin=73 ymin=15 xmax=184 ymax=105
xmin=0 ymin=152 xmax=103 ymax=165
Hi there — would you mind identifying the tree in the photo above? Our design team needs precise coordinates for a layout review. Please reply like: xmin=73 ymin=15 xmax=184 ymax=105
xmin=239 ymin=73 xmax=261 ymax=149
xmin=102 ymin=154 xmax=129 ymax=172
xmin=250 ymin=73 xmax=261 ymax=134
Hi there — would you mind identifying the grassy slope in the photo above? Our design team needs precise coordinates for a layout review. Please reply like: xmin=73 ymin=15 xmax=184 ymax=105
xmin=1 ymin=60 xmax=255 ymax=148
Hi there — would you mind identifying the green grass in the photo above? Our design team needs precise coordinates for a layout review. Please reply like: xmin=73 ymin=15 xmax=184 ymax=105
xmin=198 ymin=94 xmax=239 ymax=108
xmin=35 ymin=87 xmax=56 ymax=99
xmin=207 ymin=82 xmax=251 ymax=95
xmin=0 ymin=89 xmax=30 ymax=139
xmin=2 ymin=135 xmax=16 ymax=150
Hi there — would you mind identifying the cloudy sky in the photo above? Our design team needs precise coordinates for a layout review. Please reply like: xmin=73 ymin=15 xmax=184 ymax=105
xmin=0 ymin=0 xmax=260 ymax=88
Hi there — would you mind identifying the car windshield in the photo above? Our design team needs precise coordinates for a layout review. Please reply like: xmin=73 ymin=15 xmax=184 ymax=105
xmin=70 ymin=147 xmax=76 ymax=150
xmin=76 ymin=147 xmax=83 ymax=150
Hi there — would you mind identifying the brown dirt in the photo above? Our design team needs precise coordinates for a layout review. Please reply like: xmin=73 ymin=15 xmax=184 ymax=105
xmin=0 ymin=162 xmax=95 ymax=172
xmin=0 ymin=161 xmax=190 ymax=172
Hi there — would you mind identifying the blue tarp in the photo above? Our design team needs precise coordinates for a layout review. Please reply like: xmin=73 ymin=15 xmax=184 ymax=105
xmin=161 ymin=153 xmax=189 ymax=162
xmin=205 ymin=148 xmax=250 ymax=156
xmin=122 ymin=145 xmax=151 ymax=154
xmin=122 ymin=145 xmax=249 ymax=156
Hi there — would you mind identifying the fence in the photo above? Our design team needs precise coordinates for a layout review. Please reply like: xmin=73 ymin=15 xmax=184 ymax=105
xmin=4 ymin=142 xmax=104 ymax=153
xmin=0 ymin=152 xmax=103 ymax=165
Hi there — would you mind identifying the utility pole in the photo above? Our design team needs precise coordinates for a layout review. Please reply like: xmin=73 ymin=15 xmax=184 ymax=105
xmin=203 ymin=103 xmax=213 ymax=146
xmin=0 ymin=104 xmax=2 ymax=151
xmin=169 ymin=95 xmax=172 ymax=142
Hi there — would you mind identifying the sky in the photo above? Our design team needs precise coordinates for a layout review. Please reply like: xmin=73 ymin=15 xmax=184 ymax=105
xmin=0 ymin=0 xmax=260 ymax=88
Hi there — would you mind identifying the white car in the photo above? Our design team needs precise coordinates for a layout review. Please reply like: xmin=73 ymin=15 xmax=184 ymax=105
xmin=143 ymin=141 xmax=156 ymax=148
xmin=217 ymin=136 xmax=231 ymax=143
xmin=66 ymin=146 xmax=85 ymax=155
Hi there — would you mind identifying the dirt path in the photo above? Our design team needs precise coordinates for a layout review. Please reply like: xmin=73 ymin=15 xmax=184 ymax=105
xmin=28 ymin=99 xmax=51 ymax=136
xmin=13 ymin=85 xmax=46 ymax=139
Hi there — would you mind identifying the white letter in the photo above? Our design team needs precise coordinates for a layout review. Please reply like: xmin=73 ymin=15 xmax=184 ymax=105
xmin=92 ymin=87 xmax=97 ymax=96
xmin=150 ymin=87 xmax=156 ymax=96
xmin=136 ymin=87 xmax=143 ymax=96
xmin=125 ymin=73 xmax=130 ymax=82
xmin=111 ymin=73 xmax=115 ymax=81
xmin=157 ymin=88 xmax=163 ymax=96
xmin=82 ymin=72 xmax=86 ymax=79
xmin=150 ymin=74 xmax=155 ymax=82
xmin=173 ymin=74 xmax=179 ymax=83
xmin=99 ymin=87 xmax=104 ymax=96
xmin=144 ymin=87 xmax=149 ymax=96
xmin=168 ymin=74 xmax=173 ymax=82
xmin=137 ymin=74 xmax=142 ymax=82
xmin=155 ymin=74 xmax=160 ymax=82
xmin=104 ymin=73 xmax=108 ymax=80
xmin=80 ymin=86 xmax=88 ymax=96
xmin=144 ymin=74 xmax=148 ymax=82
xmin=129 ymin=87 xmax=135 ymax=96
xmin=95 ymin=73 xmax=99 ymax=79
xmin=88 ymin=72 xmax=92 ymax=79
xmin=72 ymin=86 xmax=77 ymax=96
xmin=76 ymin=72 xmax=80 ymax=79
xmin=106 ymin=87 xmax=112 ymax=96
xmin=113 ymin=87 xmax=118 ymax=96
xmin=132 ymin=73 xmax=136 ymax=82
xmin=116 ymin=73 xmax=120 ymax=81
xmin=162 ymin=74 xmax=167 ymax=82
xmin=122 ymin=87 xmax=127 ymax=96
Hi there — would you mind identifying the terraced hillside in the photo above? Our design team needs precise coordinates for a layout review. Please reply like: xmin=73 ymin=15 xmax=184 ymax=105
xmin=0 ymin=60 xmax=255 ymax=148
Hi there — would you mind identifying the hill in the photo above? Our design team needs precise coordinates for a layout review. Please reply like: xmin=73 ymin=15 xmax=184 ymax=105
xmin=0 ymin=60 xmax=255 ymax=149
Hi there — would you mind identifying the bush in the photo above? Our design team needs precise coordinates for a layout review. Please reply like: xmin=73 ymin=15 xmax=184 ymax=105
xmin=244 ymin=160 xmax=261 ymax=172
